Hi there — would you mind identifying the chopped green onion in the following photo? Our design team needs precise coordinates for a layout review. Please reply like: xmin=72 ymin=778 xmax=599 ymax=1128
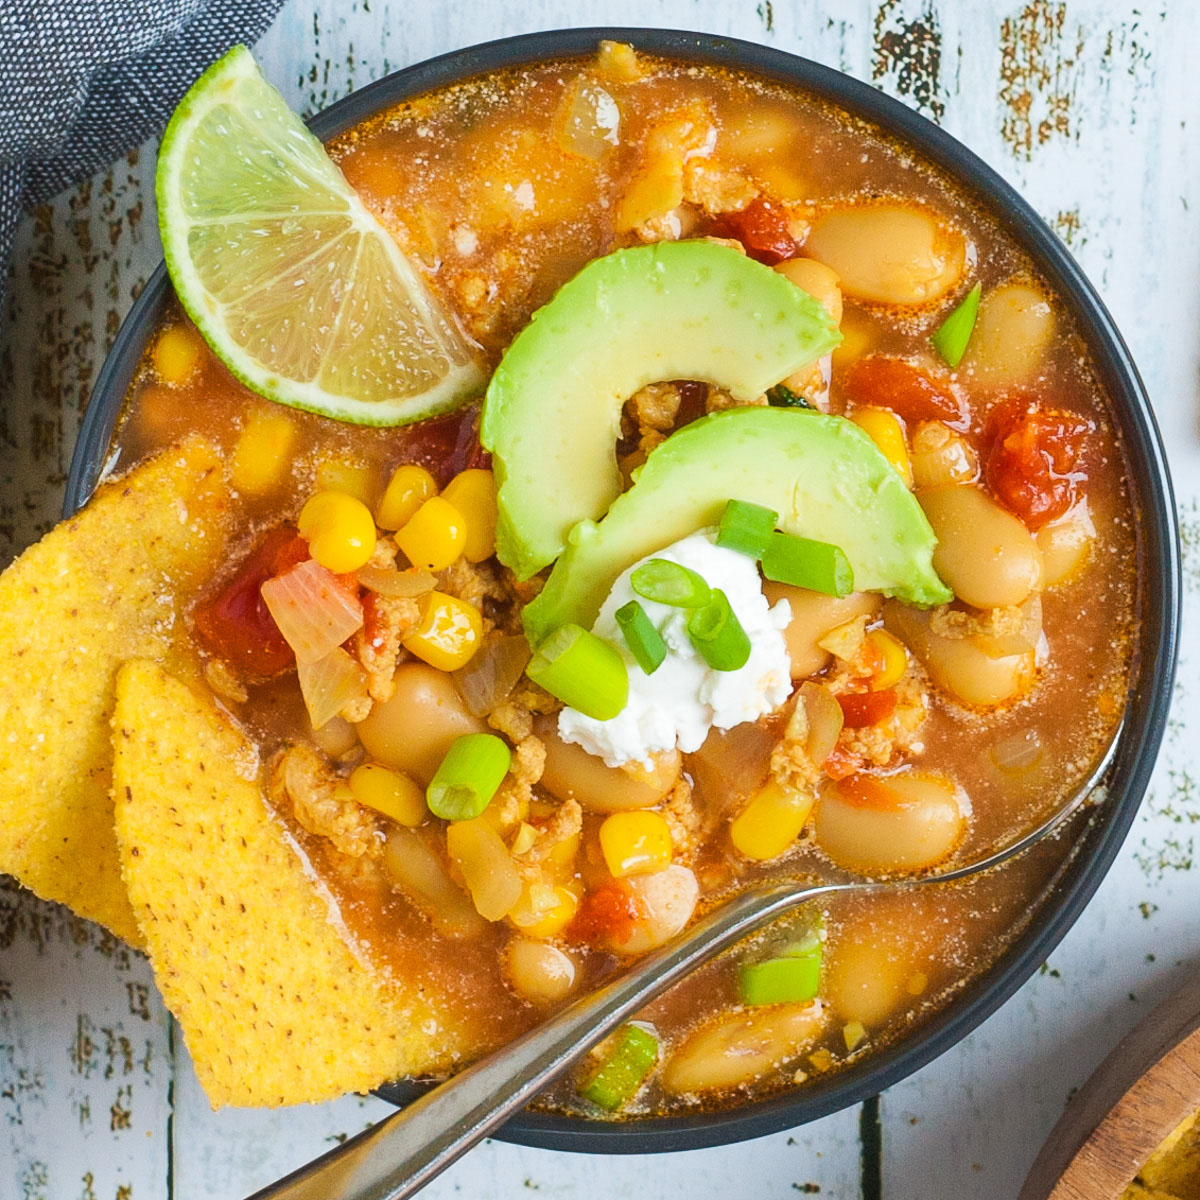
xmin=716 ymin=498 xmax=779 ymax=559
xmin=931 ymin=282 xmax=982 ymax=368
xmin=631 ymin=558 xmax=712 ymax=608
xmin=760 ymin=531 xmax=854 ymax=597
xmin=526 ymin=624 xmax=628 ymax=720
xmin=767 ymin=384 xmax=813 ymax=409
xmin=615 ymin=600 xmax=667 ymax=675
xmin=739 ymin=934 xmax=823 ymax=1006
xmin=686 ymin=588 xmax=751 ymax=671
xmin=426 ymin=733 xmax=512 ymax=821
xmin=578 ymin=1024 xmax=659 ymax=1111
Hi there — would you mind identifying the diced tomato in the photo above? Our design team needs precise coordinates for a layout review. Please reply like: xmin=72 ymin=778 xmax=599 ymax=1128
xmin=984 ymin=398 xmax=1091 ymax=529
xmin=842 ymin=356 xmax=963 ymax=424
xmin=194 ymin=524 xmax=306 ymax=678
xmin=836 ymin=774 xmax=902 ymax=811
xmin=711 ymin=196 xmax=803 ymax=264
xmin=822 ymin=745 xmax=860 ymax=781
xmin=569 ymin=881 xmax=644 ymax=947
xmin=836 ymin=689 xmax=897 ymax=728
xmin=392 ymin=403 xmax=490 ymax=487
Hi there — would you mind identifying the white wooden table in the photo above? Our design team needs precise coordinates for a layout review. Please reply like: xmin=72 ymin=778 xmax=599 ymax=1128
xmin=2 ymin=1 xmax=1196 ymax=1196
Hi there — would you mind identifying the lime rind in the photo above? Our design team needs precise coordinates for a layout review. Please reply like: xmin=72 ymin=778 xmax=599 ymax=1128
xmin=157 ymin=45 xmax=483 ymax=426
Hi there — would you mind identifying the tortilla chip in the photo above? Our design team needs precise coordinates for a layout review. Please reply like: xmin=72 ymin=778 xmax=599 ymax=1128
xmin=111 ymin=660 xmax=468 ymax=1107
xmin=0 ymin=439 xmax=228 ymax=945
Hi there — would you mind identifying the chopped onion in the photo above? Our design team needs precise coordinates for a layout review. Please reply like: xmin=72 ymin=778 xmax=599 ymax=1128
xmin=261 ymin=558 xmax=363 ymax=664
xmin=356 ymin=564 xmax=436 ymax=598
xmin=557 ymin=79 xmax=620 ymax=159
xmin=800 ymin=681 xmax=844 ymax=767
xmin=911 ymin=421 xmax=979 ymax=489
xmin=990 ymin=730 xmax=1043 ymax=773
xmin=453 ymin=633 xmax=531 ymax=717
xmin=297 ymin=647 xmax=369 ymax=729
xmin=975 ymin=594 xmax=1043 ymax=659
xmin=690 ymin=720 xmax=779 ymax=808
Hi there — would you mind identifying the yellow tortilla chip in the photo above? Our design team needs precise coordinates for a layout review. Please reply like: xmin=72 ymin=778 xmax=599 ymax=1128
xmin=0 ymin=439 xmax=228 ymax=945
xmin=111 ymin=660 xmax=469 ymax=1107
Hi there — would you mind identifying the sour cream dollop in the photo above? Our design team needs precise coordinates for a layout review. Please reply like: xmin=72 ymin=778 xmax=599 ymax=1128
xmin=558 ymin=530 xmax=792 ymax=767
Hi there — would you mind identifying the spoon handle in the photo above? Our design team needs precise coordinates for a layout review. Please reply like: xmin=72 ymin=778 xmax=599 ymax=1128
xmin=246 ymin=879 xmax=826 ymax=1200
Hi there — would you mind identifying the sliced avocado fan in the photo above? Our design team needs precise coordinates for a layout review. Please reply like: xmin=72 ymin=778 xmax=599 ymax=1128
xmin=480 ymin=241 xmax=841 ymax=580
xmin=523 ymin=407 xmax=953 ymax=645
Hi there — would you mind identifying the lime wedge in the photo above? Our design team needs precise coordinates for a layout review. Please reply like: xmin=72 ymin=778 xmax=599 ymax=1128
xmin=156 ymin=46 xmax=482 ymax=426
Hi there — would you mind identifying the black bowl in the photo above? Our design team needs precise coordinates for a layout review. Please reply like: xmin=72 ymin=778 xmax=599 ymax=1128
xmin=66 ymin=27 xmax=1180 ymax=1155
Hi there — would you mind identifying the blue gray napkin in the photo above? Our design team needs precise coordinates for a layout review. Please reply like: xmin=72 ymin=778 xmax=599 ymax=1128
xmin=0 ymin=0 xmax=285 ymax=313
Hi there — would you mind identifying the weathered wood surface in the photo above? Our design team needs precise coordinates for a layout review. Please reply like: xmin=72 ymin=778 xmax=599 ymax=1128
xmin=1 ymin=1 xmax=1197 ymax=1196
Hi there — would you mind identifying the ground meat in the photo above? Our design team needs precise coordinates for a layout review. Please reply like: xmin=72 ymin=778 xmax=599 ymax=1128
xmin=930 ymin=603 xmax=1029 ymax=641
xmin=364 ymin=537 xmax=399 ymax=571
xmin=270 ymin=743 xmax=381 ymax=860
xmin=514 ymin=797 xmax=582 ymax=867
xmin=835 ymin=670 xmax=929 ymax=770
xmin=770 ymin=699 xmax=825 ymax=793
xmin=705 ymin=384 xmax=769 ymax=413
xmin=628 ymin=382 xmax=682 ymax=435
xmin=437 ymin=557 xmax=523 ymax=635
xmin=682 ymin=160 xmax=757 ymax=215
xmin=777 ymin=359 xmax=829 ymax=409
xmin=353 ymin=592 xmax=420 ymax=704
xmin=488 ymin=682 xmax=559 ymax=742
xmin=662 ymin=777 xmax=703 ymax=859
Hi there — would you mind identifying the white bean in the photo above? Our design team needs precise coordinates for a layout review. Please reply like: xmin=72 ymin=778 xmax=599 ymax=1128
xmin=1037 ymin=506 xmax=1095 ymax=587
xmin=607 ymin=864 xmax=699 ymax=955
xmin=884 ymin=600 xmax=1036 ymax=708
xmin=804 ymin=205 xmax=965 ymax=306
xmin=762 ymin=584 xmax=881 ymax=679
xmin=919 ymin=484 xmax=1042 ymax=609
xmin=962 ymin=282 xmax=1054 ymax=387
xmin=382 ymin=826 xmax=487 ymax=939
xmin=662 ymin=1002 xmax=824 ymax=1095
xmin=814 ymin=771 xmax=967 ymax=874
xmin=539 ymin=720 xmax=681 ymax=811
xmin=357 ymin=663 xmax=486 ymax=784
xmin=773 ymin=257 xmax=844 ymax=324
xmin=504 ymin=938 xmax=577 ymax=1005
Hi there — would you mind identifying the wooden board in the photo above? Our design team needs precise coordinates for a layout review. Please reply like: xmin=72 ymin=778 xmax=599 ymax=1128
xmin=1022 ymin=975 xmax=1200 ymax=1199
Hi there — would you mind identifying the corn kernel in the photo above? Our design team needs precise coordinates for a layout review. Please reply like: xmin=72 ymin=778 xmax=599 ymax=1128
xmin=442 ymin=469 xmax=497 ymax=563
xmin=730 ymin=779 xmax=814 ymax=862
xmin=152 ymin=324 xmax=204 ymax=385
xmin=509 ymin=881 xmax=579 ymax=939
xmin=316 ymin=458 xmax=378 ymax=508
xmin=851 ymin=407 xmax=912 ymax=486
xmin=547 ymin=829 xmax=581 ymax=875
xmin=510 ymin=821 xmax=539 ymax=856
xmin=396 ymin=496 xmax=467 ymax=571
xmin=377 ymin=464 xmax=438 ymax=531
xmin=401 ymin=590 xmax=482 ymax=671
xmin=298 ymin=490 xmax=377 ymax=573
xmin=906 ymin=972 xmax=928 ymax=995
xmin=348 ymin=763 xmax=425 ymax=826
xmin=598 ymin=810 xmax=673 ymax=878
xmin=866 ymin=629 xmax=907 ymax=690
xmin=231 ymin=410 xmax=297 ymax=496
xmin=808 ymin=1048 xmax=834 ymax=1073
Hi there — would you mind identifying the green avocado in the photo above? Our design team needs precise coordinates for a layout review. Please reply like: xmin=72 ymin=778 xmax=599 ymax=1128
xmin=523 ymin=407 xmax=952 ymax=645
xmin=480 ymin=241 xmax=841 ymax=580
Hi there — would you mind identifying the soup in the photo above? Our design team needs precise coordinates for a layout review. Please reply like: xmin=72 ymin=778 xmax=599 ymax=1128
xmin=107 ymin=40 xmax=1134 ymax=1115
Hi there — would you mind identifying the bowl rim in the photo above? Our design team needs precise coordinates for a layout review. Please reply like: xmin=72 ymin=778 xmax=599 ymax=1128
xmin=66 ymin=25 xmax=1181 ymax=1156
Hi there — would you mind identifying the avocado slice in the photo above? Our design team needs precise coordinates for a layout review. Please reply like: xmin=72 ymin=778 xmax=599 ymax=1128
xmin=523 ymin=407 xmax=952 ymax=645
xmin=481 ymin=241 xmax=841 ymax=579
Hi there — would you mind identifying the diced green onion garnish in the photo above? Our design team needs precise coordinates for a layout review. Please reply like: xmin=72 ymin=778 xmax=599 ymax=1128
xmin=686 ymin=588 xmax=751 ymax=671
xmin=630 ymin=558 xmax=712 ymax=608
xmin=615 ymin=600 xmax=667 ymax=675
xmin=426 ymin=733 xmax=512 ymax=821
xmin=767 ymin=384 xmax=813 ymax=409
xmin=578 ymin=1024 xmax=659 ymax=1111
xmin=931 ymin=282 xmax=982 ymax=369
xmin=526 ymin=624 xmax=629 ymax=720
xmin=760 ymin=531 xmax=854 ymax=597
xmin=739 ymin=933 xmax=823 ymax=1006
xmin=716 ymin=498 xmax=779 ymax=559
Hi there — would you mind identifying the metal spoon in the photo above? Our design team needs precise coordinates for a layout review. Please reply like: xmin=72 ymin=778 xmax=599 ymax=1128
xmin=248 ymin=727 xmax=1120 ymax=1200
